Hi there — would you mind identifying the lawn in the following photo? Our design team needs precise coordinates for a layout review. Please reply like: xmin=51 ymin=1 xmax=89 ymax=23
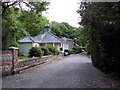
xmin=18 ymin=56 xmax=29 ymax=61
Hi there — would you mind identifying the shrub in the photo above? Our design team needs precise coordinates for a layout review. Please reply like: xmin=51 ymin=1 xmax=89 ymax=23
xmin=45 ymin=45 xmax=59 ymax=55
xmin=70 ymin=46 xmax=84 ymax=54
xmin=40 ymin=46 xmax=51 ymax=56
xmin=28 ymin=47 xmax=43 ymax=58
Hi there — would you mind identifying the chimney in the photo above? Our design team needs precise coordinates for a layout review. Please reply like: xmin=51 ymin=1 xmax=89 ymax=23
xmin=44 ymin=24 xmax=50 ymax=32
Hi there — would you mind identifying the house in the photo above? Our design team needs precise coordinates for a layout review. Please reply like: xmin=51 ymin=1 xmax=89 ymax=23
xmin=18 ymin=25 xmax=74 ymax=56
xmin=61 ymin=37 xmax=74 ymax=51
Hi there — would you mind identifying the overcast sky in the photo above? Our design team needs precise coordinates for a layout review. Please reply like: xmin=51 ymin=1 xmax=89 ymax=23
xmin=42 ymin=0 xmax=81 ymax=27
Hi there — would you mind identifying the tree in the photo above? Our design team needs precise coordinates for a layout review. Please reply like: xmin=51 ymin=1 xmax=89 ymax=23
xmin=2 ymin=1 xmax=50 ymax=50
xmin=77 ymin=2 xmax=120 ymax=73
xmin=2 ymin=7 xmax=29 ymax=49
xmin=1 ymin=0 xmax=50 ymax=16
xmin=18 ymin=10 xmax=48 ymax=36
xmin=50 ymin=21 xmax=76 ymax=39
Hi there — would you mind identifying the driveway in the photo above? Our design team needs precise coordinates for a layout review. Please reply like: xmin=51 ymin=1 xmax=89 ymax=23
xmin=2 ymin=54 xmax=120 ymax=88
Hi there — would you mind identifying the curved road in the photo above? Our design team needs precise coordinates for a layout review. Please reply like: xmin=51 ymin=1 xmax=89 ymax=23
xmin=3 ymin=54 xmax=120 ymax=88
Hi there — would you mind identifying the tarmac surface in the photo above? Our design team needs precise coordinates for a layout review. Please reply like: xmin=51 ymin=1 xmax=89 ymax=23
xmin=2 ymin=54 xmax=120 ymax=88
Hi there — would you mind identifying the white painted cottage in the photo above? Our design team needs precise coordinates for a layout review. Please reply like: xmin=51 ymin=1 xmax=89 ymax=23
xmin=18 ymin=25 xmax=74 ymax=56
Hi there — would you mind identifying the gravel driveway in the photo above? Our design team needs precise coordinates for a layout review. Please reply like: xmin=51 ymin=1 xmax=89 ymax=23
xmin=2 ymin=54 xmax=120 ymax=88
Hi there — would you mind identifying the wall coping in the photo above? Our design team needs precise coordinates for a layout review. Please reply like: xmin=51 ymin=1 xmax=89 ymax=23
xmin=9 ymin=47 xmax=19 ymax=50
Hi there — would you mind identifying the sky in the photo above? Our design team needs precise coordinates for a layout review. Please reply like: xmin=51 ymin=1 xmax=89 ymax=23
xmin=42 ymin=0 xmax=81 ymax=27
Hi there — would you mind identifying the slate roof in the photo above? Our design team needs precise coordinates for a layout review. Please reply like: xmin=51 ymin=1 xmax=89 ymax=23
xmin=18 ymin=32 xmax=62 ymax=43
xmin=18 ymin=36 xmax=34 ymax=43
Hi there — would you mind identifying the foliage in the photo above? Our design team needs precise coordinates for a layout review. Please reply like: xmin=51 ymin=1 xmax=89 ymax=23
xmin=28 ymin=47 xmax=43 ymax=58
xmin=1 ymin=1 xmax=50 ymax=16
xmin=50 ymin=21 xmax=76 ymax=39
xmin=70 ymin=46 xmax=83 ymax=54
xmin=40 ymin=46 xmax=51 ymax=56
xmin=2 ymin=7 xmax=29 ymax=50
xmin=78 ymin=2 xmax=120 ymax=73
xmin=50 ymin=21 xmax=84 ymax=46
xmin=46 ymin=45 xmax=59 ymax=55
xmin=85 ymin=42 xmax=90 ymax=54
xmin=40 ymin=45 xmax=59 ymax=56
xmin=18 ymin=10 xmax=48 ymax=36
xmin=2 ymin=1 xmax=49 ymax=50
xmin=18 ymin=56 xmax=29 ymax=60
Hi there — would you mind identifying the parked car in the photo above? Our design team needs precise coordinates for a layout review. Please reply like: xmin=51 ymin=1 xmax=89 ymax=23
xmin=64 ymin=49 xmax=70 ymax=56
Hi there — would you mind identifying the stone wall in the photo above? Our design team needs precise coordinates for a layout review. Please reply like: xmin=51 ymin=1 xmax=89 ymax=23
xmin=17 ymin=55 xmax=62 ymax=71
xmin=2 ymin=54 xmax=63 ymax=76
xmin=1 ymin=47 xmax=18 ymax=76
xmin=1 ymin=50 xmax=13 ymax=76
xmin=0 ymin=50 xmax=12 ymax=66
xmin=1 ymin=47 xmax=63 ymax=76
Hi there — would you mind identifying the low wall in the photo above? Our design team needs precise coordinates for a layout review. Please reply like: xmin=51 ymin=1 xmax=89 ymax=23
xmin=1 ymin=50 xmax=13 ymax=76
xmin=2 ymin=52 xmax=63 ymax=76
xmin=17 ymin=55 xmax=63 ymax=72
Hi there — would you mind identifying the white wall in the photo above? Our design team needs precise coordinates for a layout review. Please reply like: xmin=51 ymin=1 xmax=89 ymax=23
xmin=19 ymin=43 xmax=33 ymax=56
xmin=32 ymin=43 xmax=39 ymax=47
xmin=67 ymin=40 xmax=74 ymax=49
xmin=62 ymin=40 xmax=74 ymax=51
xmin=63 ymin=43 xmax=69 ymax=51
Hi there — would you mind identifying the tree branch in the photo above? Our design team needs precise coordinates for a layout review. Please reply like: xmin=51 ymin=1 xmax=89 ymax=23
xmin=2 ymin=2 xmax=17 ymax=16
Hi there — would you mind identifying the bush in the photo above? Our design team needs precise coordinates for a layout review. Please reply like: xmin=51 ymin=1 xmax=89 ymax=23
xmin=70 ymin=46 xmax=83 ymax=54
xmin=28 ymin=47 xmax=43 ymax=58
xmin=45 ymin=45 xmax=59 ymax=55
xmin=40 ymin=46 xmax=51 ymax=56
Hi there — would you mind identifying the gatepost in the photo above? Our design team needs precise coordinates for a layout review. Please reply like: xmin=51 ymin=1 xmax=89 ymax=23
xmin=9 ymin=47 xmax=18 ymax=75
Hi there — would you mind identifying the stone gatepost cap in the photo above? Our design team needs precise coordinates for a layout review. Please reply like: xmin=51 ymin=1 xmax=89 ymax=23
xmin=9 ymin=47 xmax=19 ymax=50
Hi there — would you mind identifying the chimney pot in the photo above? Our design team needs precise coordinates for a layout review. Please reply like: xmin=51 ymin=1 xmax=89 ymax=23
xmin=44 ymin=24 xmax=50 ymax=32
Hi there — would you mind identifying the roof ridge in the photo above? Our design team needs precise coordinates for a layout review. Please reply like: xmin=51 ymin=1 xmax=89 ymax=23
xmin=47 ymin=32 xmax=62 ymax=41
xmin=41 ymin=33 xmax=47 ymax=40
xmin=28 ymin=36 xmax=34 ymax=42
xmin=18 ymin=36 xmax=33 ymax=43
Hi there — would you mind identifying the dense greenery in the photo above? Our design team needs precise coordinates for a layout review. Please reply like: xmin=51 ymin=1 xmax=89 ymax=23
xmin=2 ymin=1 xmax=83 ymax=50
xmin=40 ymin=45 xmax=59 ymax=56
xmin=49 ymin=21 xmax=84 ymax=47
xmin=2 ymin=1 xmax=49 ymax=50
xmin=29 ymin=45 xmax=59 ymax=57
xmin=28 ymin=47 xmax=43 ymax=58
xmin=70 ymin=46 xmax=84 ymax=54
xmin=78 ymin=2 xmax=120 ymax=73
xmin=45 ymin=45 xmax=59 ymax=55
xmin=40 ymin=46 xmax=51 ymax=56
xmin=50 ymin=21 xmax=75 ymax=38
